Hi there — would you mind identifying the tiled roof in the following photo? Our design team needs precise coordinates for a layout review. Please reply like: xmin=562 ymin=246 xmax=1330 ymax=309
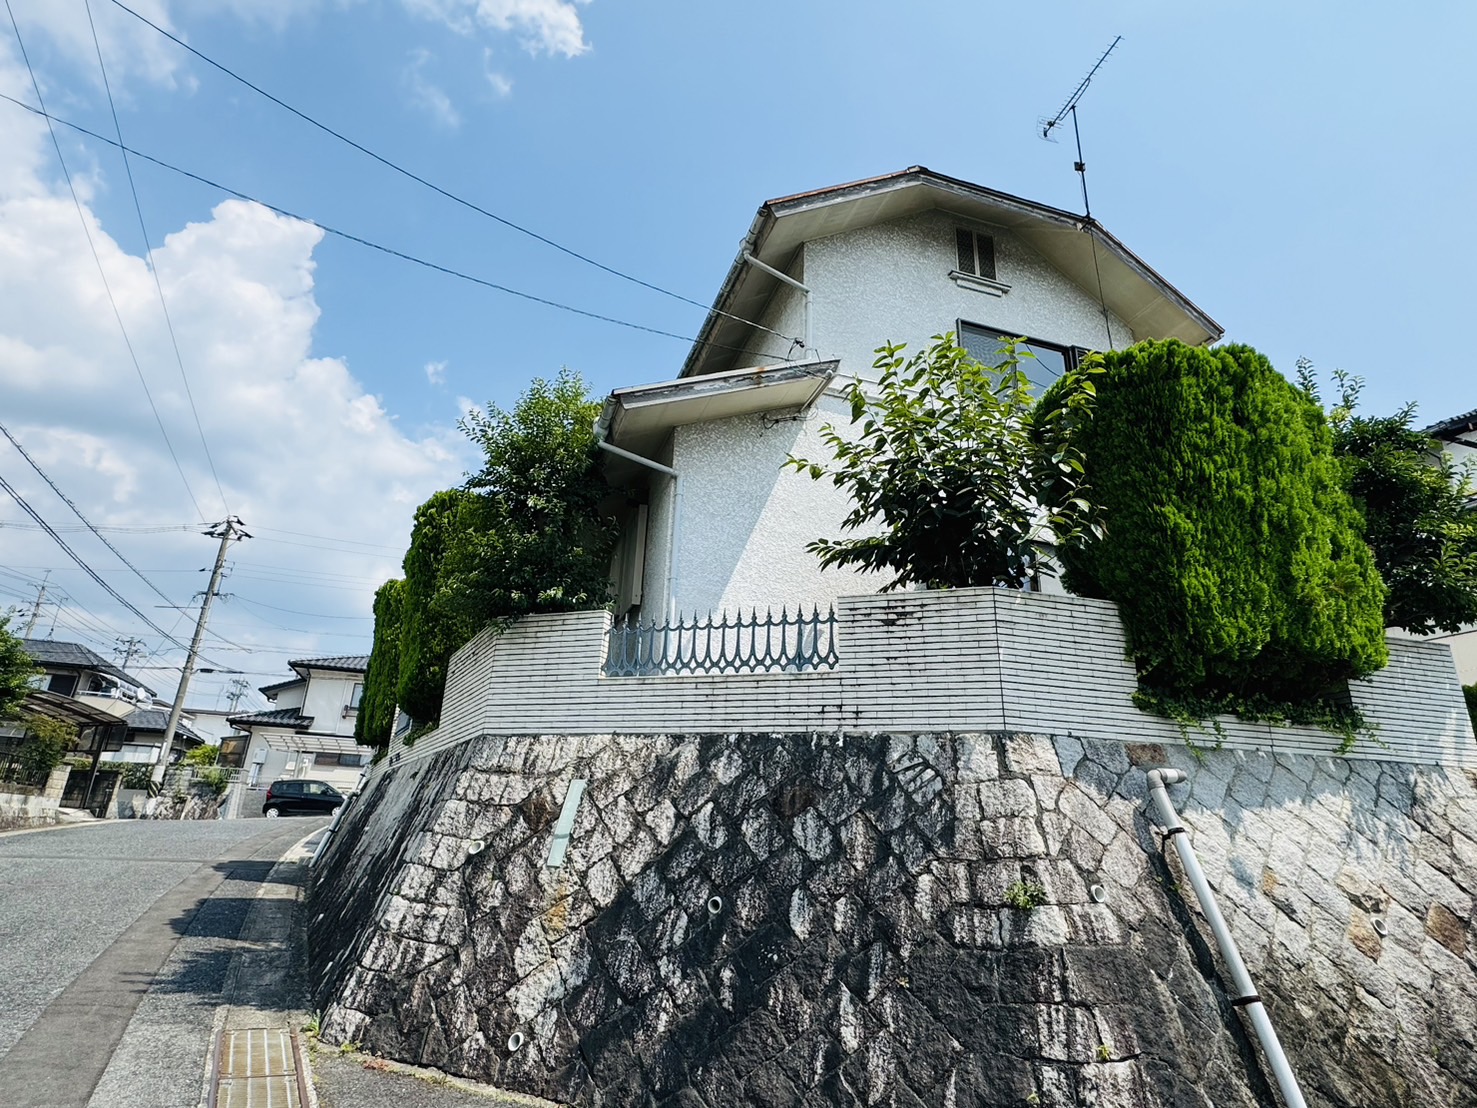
xmin=258 ymin=677 xmax=306 ymax=697
xmin=20 ymin=639 xmax=156 ymax=696
xmin=124 ymin=707 xmax=202 ymax=743
xmin=1423 ymin=408 xmax=1477 ymax=440
xmin=289 ymin=655 xmax=369 ymax=674
xmin=226 ymin=707 xmax=314 ymax=730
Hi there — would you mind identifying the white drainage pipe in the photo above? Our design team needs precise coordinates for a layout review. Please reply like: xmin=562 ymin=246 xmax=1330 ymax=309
xmin=1145 ymin=768 xmax=1308 ymax=1108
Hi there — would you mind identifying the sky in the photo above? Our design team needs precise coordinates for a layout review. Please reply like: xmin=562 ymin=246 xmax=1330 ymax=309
xmin=1 ymin=0 xmax=1474 ymax=713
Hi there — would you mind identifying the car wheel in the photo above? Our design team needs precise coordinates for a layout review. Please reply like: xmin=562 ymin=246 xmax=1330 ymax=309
xmin=265 ymin=806 xmax=280 ymax=818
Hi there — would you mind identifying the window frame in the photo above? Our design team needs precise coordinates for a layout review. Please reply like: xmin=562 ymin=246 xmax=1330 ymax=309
xmin=955 ymin=319 xmax=1088 ymax=392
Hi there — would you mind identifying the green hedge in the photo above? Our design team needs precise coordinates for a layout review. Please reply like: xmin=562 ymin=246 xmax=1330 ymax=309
xmin=395 ymin=490 xmax=473 ymax=729
xmin=1465 ymin=685 xmax=1477 ymax=736
xmin=1037 ymin=339 xmax=1388 ymax=710
xmin=356 ymin=578 xmax=405 ymax=748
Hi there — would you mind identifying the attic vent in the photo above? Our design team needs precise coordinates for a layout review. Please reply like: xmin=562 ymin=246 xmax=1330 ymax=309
xmin=955 ymin=228 xmax=996 ymax=281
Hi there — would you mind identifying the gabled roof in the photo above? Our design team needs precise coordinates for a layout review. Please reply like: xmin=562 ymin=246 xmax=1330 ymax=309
xmin=259 ymin=677 xmax=306 ymax=698
xmin=1423 ymin=408 xmax=1477 ymax=443
xmin=288 ymin=655 xmax=369 ymax=678
xmin=122 ymin=707 xmax=202 ymax=743
xmin=20 ymin=639 xmax=156 ymax=696
xmin=682 ymin=166 xmax=1223 ymax=379
xmin=226 ymin=707 xmax=314 ymax=731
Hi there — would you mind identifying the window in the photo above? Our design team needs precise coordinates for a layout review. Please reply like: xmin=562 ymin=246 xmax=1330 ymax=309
xmin=314 ymin=751 xmax=371 ymax=768
xmin=348 ymin=683 xmax=363 ymax=710
xmin=955 ymin=228 xmax=996 ymax=281
xmin=958 ymin=321 xmax=1087 ymax=393
xmin=47 ymin=673 xmax=78 ymax=697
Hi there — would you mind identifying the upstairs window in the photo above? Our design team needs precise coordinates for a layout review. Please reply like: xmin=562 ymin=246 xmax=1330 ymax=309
xmin=348 ymin=683 xmax=363 ymax=710
xmin=958 ymin=321 xmax=1087 ymax=393
xmin=955 ymin=228 xmax=996 ymax=281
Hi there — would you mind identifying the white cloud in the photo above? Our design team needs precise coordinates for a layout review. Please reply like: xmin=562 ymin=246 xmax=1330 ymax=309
xmin=405 ymin=48 xmax=460 ymax=127
xmin=406 ymin=0 xmax=591 ymax=58
xmin=9 ymin=0 xmax=190 ymax=89
xmin=0 ymin=40 xmax=469 ymax=703
xmin=424 ymin=360 xmax=447 ymax=385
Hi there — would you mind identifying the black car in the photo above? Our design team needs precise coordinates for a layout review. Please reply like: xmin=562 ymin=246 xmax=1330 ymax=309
xmin=262 ymin=778 xmax=345 ymax=817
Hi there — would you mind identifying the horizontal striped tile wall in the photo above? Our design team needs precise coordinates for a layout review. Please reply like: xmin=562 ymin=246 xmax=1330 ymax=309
xmin=377 ymin=587 xmax=1477 ymax=775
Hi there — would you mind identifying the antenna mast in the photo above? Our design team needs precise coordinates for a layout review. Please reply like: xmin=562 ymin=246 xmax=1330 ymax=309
xmin=1040 ymin=35 xmax=1122 ymax=219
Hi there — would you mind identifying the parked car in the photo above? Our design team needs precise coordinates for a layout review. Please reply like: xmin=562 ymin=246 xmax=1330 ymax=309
xmin=262 ymin=778 xmax=345 ymax=817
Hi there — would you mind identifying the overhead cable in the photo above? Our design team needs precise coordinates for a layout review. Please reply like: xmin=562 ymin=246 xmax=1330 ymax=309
xmin=105 ymin=0 xmax=804 ymax=350
xmin=4 ymin=0 xmax=207 ymax=522
xmin=0 ymin=92 xmax=789 ymax=363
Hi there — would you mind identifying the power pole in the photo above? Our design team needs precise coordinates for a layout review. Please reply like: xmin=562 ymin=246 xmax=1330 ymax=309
xmin=154 ymin=517 xmax=250 ymax=781
xmin=115 ymin=635 xmax=146 ymax=673
xmin=225 ymin=677 xmax=250 ymax=712
xmin=21 ymin=571 xmax=49 ymax=638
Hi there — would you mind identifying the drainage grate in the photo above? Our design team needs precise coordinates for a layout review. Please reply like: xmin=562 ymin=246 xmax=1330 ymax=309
xmin=211 ymin=1028 xmax=304 ymax=1108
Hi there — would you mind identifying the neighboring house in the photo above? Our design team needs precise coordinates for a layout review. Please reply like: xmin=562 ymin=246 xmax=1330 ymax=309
xmin=227 ymin=656 xmax=371 ymax=809
xmin=596 ymin=166 xmax=1223 ymax=624
xmin=11 ymin=639 xmax=203 ymax=766
xmin=1421 ymin=407 xmax=1477 ymax=685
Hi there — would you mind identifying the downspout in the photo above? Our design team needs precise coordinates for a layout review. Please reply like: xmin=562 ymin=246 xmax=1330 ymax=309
xmin=594 ymin=410 xmax=681 ymax=623
xmin=742 ymin=252 xmax=813 ymax=358
xmin=1145 ymin=768 xmax=1308 ymax=1108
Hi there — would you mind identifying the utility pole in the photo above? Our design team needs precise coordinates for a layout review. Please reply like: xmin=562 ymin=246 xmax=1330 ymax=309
xmin=225 ymin=677 xmax=250 ymax=712
xmin=21 ymin=571 xmax=49 ymax=638
xmin=154 ymin=517 xmax=250 ymax=782
xmin=115 ymin=635 xmax=146 ymax=673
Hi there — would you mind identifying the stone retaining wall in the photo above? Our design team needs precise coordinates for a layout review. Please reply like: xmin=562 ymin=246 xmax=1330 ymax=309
xmin=307 ymin=733 xmax=1477 ymax=1107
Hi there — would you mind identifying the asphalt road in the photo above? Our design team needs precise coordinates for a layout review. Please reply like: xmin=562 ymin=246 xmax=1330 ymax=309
xmin=0 ymin=818 xmax=321 ymax=1108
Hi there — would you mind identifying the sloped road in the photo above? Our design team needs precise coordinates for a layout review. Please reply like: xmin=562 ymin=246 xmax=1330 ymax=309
xmin=0 ymin=818 xmax=321 ymax=1108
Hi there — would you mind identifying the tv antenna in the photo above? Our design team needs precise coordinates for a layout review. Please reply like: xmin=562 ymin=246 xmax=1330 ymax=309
xmin=1039 ymin=35 xmax=1122 ymax=219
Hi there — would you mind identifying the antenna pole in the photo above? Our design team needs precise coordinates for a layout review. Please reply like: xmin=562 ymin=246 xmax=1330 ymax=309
xmin=1071 ymin=105 xmax=1091 ymax=219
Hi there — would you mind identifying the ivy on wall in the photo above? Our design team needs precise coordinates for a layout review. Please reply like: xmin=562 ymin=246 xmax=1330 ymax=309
xmin=1036 ymin=339 xmax=1388 ymax=722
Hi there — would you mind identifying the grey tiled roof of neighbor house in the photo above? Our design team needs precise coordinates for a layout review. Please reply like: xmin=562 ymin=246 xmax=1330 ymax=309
xmin=19 ymin=638 xmax=157 ymax=695
xmin=226 ymin=707 xmax=315 ymax=730
xmin=122 ymin=707 xmax=203 ymax=743
xmin=289 ymin=655 xmax=370 ymax=673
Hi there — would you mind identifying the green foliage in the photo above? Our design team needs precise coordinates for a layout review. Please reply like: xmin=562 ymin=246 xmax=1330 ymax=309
xmin=192 ymin=766 xmax=231 ymax=798
xmin=441 ymin=369 xmax=617 ymax=626
xmin=392 ymin=371 xmax=616 ymax=730
xmin=395 ymin=489 xmax=476 ymax=728
xmin=1004 ymin=878 xmax=1048 ymax=910
xmin=1036 ymin=339 xmax=1389 ymax=713
xmin=0 ymin=615 xmax=39 ymax=720
xmin=15 ymin=713 xmax=77 ymax=778
xmin=788 ymin=335 xmax=1101 ymax=589
xmin=182 ymin=744 xmax=220 ymax=767
xmin=1299 ymin=362 xmax=1477 ymax=635
xmin=120 ymin=763 xmax=155 ymax=791
xmin=1465 ymin=685 xmax=1477 ymax=736
xmin=357 ymin=578 xmax=405 ymax=749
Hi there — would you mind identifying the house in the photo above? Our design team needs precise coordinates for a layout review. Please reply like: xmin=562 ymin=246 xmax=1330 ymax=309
xmin=226 ymin=655 xmax=371 ymax=814
xmin=596 ymin=167 xmax=1222 ymax=624
xmin=1421 ymin=407 xmax=1477 ymax=685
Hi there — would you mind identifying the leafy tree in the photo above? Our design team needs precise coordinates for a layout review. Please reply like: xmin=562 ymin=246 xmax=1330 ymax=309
xmin=1299 ymin=362 xmax=1477 ymax=635
xmin=1036 ymin=339 xmax=1388 ymax=710
xmin=395 ymin=490 xmax=475 ymax=729
xmin=15 ymin=714 xmax=76 ymax=779
xmin=357 ymin=578 xmax=405 ymax=748
xmin=0 ymin=615 xmax=38 ymax=720
xmin=787 ymin=335 xmax=1100 ymax=590
xmin=1465 ymin=685 xmax=1477 ymax=735
xmin=182 ymin=744 xmax=220 ymax=767
xmin=440 ymin=370 xmax=617 ymax=626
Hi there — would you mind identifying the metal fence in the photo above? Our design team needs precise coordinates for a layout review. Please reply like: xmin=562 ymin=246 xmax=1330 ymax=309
xmin=604 ymin=606 xmax=839 ymax=677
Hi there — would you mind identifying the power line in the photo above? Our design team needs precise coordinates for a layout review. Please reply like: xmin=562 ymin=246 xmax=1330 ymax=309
xmin=83 ymin=0 xmax=229 ymax=516
xmin=105 ymin=0 xmax=806 ymax=352
xmin=232 ymin=596 xmax=372 ymax=621
xmin=0 ymin=92 xmax=793 ymax=364
xmin=0 ymin=469 xmax=226 ymax=665
xmin=3 ymin=0 xmax=207 ymax=523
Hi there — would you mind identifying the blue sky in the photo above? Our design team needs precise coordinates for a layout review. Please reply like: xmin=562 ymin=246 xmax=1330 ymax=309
xmin=1 ymin=0 xmax=1473 ymax=710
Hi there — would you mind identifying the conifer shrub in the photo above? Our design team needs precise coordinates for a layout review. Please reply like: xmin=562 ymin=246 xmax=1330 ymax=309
xmin=1465 ymin=685 xmax=1477 ymax=736
xmin=357 ymin=578 xmax=404 ymax=749
xmin=1036 ymin=339 xmax=1388 ymax=719
xmin=395 ymin=490 xmax=474 ymax=729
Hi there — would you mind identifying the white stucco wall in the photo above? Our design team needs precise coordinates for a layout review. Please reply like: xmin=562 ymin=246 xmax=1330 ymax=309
xmin=736 ymin=211 xmax=1134 ymax=381
xmin=300 ymin=670 xmax=362 ymax=737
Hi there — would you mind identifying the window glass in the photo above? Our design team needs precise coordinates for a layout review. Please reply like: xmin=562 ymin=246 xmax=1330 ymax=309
xmin=958 ymin=323 xmax=1071 ymax=392
xmin=349 ymin=683 xmax=363 ymax=709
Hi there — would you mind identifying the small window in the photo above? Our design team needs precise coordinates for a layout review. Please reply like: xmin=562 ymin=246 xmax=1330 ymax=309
xmin=314 ymin=751 xmax=371 ymax=767
xmin=955 ymin=228 xmax=996 ymax=281
xmin=348 ymin=683 xmax=363 ymax=710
